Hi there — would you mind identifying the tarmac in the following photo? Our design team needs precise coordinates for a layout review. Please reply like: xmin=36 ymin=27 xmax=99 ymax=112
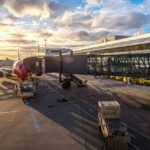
xmin=0 ymin=74 xmax=149 ymax=150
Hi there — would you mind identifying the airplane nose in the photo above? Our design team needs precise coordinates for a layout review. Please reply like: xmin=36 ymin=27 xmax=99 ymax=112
xmin=21 ymin=70 xmax=28 ymax=75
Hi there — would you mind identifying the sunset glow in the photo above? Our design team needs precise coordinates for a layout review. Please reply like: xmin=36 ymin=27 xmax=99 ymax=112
xmin=0 ymin=0 xmax=149 ymax=59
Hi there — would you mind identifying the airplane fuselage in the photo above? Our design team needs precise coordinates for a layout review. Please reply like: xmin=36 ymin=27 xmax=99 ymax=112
xmin=13 ymin=60 xmax=31 ymax=81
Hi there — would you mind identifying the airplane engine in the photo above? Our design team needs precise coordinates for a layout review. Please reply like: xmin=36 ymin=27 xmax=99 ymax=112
xmin=0 ymin=71 xmax=4 ymax=77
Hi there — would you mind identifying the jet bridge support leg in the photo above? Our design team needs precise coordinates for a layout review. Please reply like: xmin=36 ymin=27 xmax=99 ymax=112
xmin=61 ymin=73 xmax=87 ymax=89
xmin=56 ymin=51 xmax=87 ymax=88
xmin=59 ymin=50 xmax=63 ymax=83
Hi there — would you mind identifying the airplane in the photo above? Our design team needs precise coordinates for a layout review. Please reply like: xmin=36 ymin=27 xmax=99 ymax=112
xmin=12 ymin=60 xmax=31 ymax=81
xmin=0 ymin=57 xmax=41 ymax=99
xmin=0 ymin=59 xmax=31 ymax=81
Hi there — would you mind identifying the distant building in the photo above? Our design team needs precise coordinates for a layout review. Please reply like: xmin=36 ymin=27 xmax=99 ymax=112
xmin=74 ymin=33 xmax=150 ymax=54
xmin=46 ymin=48 xmax=71 ymax=56
xmin=0 ymin=60 xmax=14 ymax=67
xmin=98 ymin=35 xmax=131 ymax=43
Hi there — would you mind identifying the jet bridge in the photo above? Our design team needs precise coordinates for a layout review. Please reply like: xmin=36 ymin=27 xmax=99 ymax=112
xmin=23 ymin=53 xmax=150 ymax=80
xmin=45 ymin=55 xmax=87 ymax=75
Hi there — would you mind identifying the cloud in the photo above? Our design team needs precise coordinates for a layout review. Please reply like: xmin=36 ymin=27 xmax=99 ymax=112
xmin=0 ymin=22 xmax=14 ymax=31
xmin=70 ymin=30 xmax=109 ymax=41
xmin=56 ymin=27 xmax=109 ymax=42
xmin=49 ymin=1 xmax=68 ymax=18
xmin=91 ymin=12 xmax=150 ymax=30
xmin=86 ymin=0 xmax=101 ymax=5
xmin=1 ymin=0 xmax=50 ymax=19
xmin=32 ymin=20 xmax=39 ymax=27
xmin=9 ymin=33 xmax=25 ymax=38
xmin=5 ymin=33 xmax=36 ymax=45
xmin=0 ymin=0 xmax=149 ymax=53
xmin=37 ymin=29 xmax=53 ymax=37
xmin=54 ymin=0 xmax=150 ymax=32
xmin=20 ymin=45 xmax=38 ymax=51
xmin=86 ymin=0 xmax=124 ymax=6
xmin=0 ymin=0 xmax=68 ymax=19
xmin=1 ymin=15 xmax=19 ymax=25
xmin=7 ymin=39 xmax=37 ymax=45
xmin=0 ymin=0 xmax=4 ymax=5
xmin=5 ymin=15 xmax=18 ymax=21
xmin=50 ymin=0 xmax=150 ymax=47
xmin=54 ymin=11 xmax=92 ymax=29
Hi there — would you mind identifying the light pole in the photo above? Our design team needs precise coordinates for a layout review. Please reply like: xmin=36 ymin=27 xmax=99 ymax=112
xmin=44 ymin=39 xmax=47 ymax=56
xmin=17 ymin=44 xmax=20 ymax=60
xmin=34 ymin=47 xmax=36 ymax=56
xmin=37 ymin=44 xmax=40 ymax=57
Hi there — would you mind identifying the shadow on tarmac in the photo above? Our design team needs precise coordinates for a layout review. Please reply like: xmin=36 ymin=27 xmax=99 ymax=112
xmin=23 ymin=79 xmax=105 ymax=150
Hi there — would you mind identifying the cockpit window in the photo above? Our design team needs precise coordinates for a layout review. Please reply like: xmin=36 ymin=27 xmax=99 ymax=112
xmin=18 ymin=65 xmax=29 ymax=70
xmin=19 ymin=66 xmax=24 ymax=69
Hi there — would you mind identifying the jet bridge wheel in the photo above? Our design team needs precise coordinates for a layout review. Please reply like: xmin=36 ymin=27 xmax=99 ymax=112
xmin=62 ymin=81 xmax=71 ymax=89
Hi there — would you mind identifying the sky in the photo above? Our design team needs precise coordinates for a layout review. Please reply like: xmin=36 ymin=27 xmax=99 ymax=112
xmin=0 ymin=0 xmax=150 ymax=58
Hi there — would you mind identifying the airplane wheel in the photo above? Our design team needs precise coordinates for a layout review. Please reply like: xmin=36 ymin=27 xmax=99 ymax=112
xmin=62 ymin=82 xmax=71 ymax=89
xmin=99 ymin=126 xmax=101 ymax=132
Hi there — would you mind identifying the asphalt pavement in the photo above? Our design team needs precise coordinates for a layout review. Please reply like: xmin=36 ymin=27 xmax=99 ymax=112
xmin=0 ymin=75 xmax=149 ymax=150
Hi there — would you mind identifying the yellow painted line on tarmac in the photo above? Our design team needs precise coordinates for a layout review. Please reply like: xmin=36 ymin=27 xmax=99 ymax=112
xmin=0 ymin=109 xmax=29 ymax=115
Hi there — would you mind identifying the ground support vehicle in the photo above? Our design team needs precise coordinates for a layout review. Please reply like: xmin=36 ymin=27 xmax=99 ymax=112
xmin=98 ymin=101 xmax=130 ymax=150
xmin=15 ymin=80 xmax=36 ymax=99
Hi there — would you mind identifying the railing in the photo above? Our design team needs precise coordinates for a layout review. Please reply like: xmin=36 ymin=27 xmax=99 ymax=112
xmin=87 ymin=53 xmax=150 ymax=78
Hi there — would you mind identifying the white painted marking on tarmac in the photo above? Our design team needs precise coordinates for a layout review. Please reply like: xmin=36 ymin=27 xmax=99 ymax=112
xmin=0 ymin=109 xmax=28 ymax=115
xmin=47 ymin=80 xmax=98 ymax=121
xmin=25 ymin=100 xmax=41 ymax=133
xmin=88 ymin=83 xmax=112 ymax=96
xmin=53 ymin=89 xmax=69 ymax=100
xmin=74 ymin=104 xmax=97 ymax=121
xmin=88 ymin=108 xmax=94 ymax=112
xmin=87 ymin=80 xmax=150 ymax=141
xmin=128 ymin=125 xmax=150 ymax=141
xmin=130 ymin=143 xmax=141 ymax=150
xmin=28 ymin=107 xmax=41 ymax=133
xmin=0 ymin=95 xmax=13 ymax=99
xmin=50 ymin=81 xmax=97 ymax=110
xmin=36 ymin=85 xmax=51 ymax=91
xmin=129 ymin=133 xmax=137 ymax=140
xmin=74 ymin=103 xmax=143 ymax=150
xmin=74 ymin=103 xmax=144 ymax=150
xmin=47 ymin=79 xmax=149 ymax=147
xmin=89 ymin=81 xmax=113 ymax=96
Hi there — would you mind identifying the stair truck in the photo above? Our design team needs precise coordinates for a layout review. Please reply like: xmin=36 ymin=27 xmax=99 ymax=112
xmin=98 ymin=101 xmax=130 ymax=150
